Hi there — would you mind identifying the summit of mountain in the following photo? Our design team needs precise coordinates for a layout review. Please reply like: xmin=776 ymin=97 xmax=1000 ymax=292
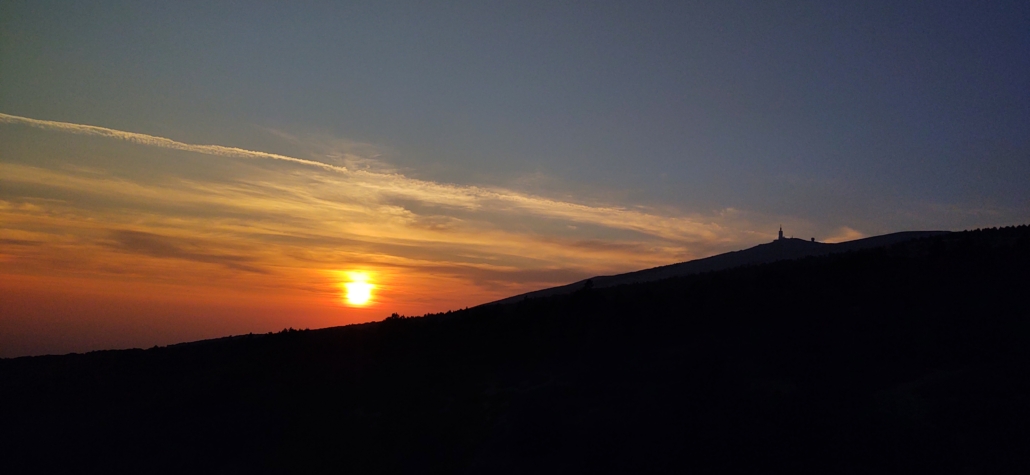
xmin=490 ymin=230 xmax=948 ymax=305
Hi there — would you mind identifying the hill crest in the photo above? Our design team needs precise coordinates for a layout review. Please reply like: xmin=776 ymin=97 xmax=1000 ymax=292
xmin=490 ymin=230 xmax=948 ymax=305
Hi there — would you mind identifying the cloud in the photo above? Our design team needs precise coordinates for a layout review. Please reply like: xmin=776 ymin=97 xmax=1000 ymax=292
xmin=0 ymin=238 xmax=41 ymax=246
xmin=823 ymin=226 xmax=865 ymax=243
xmin=106 ymin=230 xmax=268 ymax=274
xmin=0 ymin=112 xmax=781 ymax=313
xmin=0 ymin=112 xmax=742 ymax=246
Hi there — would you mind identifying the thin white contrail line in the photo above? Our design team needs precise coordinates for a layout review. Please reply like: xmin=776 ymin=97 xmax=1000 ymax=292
xmin=0 ymin=112 xmax=348 ymax=173
xmin=0 ymin=112 xmax=731 ymax=242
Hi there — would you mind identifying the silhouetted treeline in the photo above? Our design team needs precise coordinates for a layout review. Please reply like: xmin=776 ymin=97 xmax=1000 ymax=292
xmin=2 ymin=225 xmax=1029 ymax=474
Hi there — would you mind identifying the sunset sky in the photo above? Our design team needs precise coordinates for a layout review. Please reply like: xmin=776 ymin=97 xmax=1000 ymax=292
xmin=2 ymin=1 xmax=1028 ymax=357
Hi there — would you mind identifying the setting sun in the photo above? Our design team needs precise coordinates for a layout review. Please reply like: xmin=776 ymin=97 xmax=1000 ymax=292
xmin=341 ymin=271 xmax=376 ymax=306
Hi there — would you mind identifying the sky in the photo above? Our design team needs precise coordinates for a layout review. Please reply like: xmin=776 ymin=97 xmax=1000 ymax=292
xmin=2 ymin=1 xmax=1028 ymax=357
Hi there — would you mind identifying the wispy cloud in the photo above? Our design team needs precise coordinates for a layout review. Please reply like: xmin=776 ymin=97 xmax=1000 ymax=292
xmin=0 ymin=112 xmax=798 ymax=357
xmin=0 ymin=112 xmax=776 ymax=315
xmin=0 ymin=112 xmax=747 ymax=246
xmin=106 ymin=230 xmax=267 ymax=274
xmin=823 ymin=226 xmax=865 ymax=243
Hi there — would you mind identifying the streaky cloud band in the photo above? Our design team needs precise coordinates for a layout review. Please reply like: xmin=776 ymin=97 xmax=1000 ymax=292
xmin=0 ymin=112 xmax=743 ymax=243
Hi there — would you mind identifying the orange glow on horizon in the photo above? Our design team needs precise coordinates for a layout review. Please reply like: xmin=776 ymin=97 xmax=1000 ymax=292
xmin=0 ymin=115 xmax=757 ymax=357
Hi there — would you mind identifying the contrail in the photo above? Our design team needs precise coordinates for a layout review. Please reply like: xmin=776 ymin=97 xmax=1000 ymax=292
xmin=0 ymin=112 xmax=734 ymax=243
xmin=0 ymin=112 xmax=349 ymax=173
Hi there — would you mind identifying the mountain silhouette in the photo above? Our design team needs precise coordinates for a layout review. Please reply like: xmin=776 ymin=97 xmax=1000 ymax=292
xmin=492 ymin=230 xmax=947 ymax=304
xmin=1 ymin=226 xmax=1028 ymax=474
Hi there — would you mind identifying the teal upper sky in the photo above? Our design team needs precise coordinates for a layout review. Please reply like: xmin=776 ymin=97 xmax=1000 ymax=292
xmin=2 ymin=0 xmax=1028 ymax=234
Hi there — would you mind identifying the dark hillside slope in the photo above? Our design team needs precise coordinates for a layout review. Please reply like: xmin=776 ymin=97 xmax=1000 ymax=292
xmin=1 ymin=226 xmax=1029 ymax=474
xmin=491 ymin=230 xmax=946 ymax=304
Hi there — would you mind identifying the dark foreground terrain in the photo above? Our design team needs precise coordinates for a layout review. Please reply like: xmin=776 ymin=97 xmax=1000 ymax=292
xmin=2 ymin=226 xmax=1029 ymax=474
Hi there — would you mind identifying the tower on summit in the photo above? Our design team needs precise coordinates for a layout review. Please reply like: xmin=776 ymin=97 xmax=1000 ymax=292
xmin=778 ymin=226 xmax=784 ymax=240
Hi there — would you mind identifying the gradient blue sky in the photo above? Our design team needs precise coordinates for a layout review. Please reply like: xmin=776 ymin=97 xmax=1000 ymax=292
xmin=1 ymin=1 xmax=1028 ymax=355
